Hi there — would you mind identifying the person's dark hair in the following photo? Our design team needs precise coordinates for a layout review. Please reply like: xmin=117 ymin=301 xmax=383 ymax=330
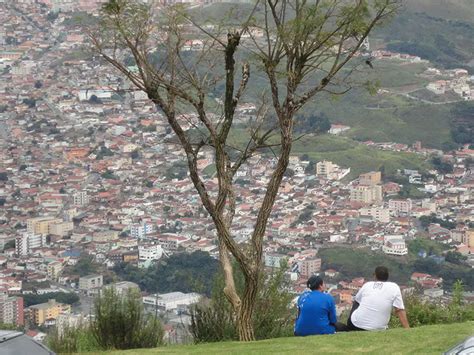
xmin=375 ymin=266 xmax=389 ymax=281
xmin=307 ymin=275 xmax=323 ymax=290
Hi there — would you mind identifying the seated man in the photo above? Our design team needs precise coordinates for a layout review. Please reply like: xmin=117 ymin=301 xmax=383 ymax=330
xmin=347 ymin=266 xmax=410 ymax=331
xmin=294 ymin=275 xmax=339 ymax=336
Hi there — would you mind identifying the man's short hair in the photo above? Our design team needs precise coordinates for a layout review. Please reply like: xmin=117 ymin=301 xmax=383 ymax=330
xmin=375 ymin=266 xmax=389 ymax=281
xmin=307 ymin=275 xmax=323 ymax=290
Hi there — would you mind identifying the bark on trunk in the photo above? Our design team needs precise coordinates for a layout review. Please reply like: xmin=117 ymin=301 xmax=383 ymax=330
xmin=237 ymin=275 xmax=259 ymax=341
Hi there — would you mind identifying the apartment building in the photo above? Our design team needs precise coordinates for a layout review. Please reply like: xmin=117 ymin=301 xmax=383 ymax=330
xmin=47 ymin=261 xmax=63 ymax=281
xmin=30 ymin=299 xmax=71 ymax=326
xmin=299 ymin=257 xmax=322 ymax=277
xmin=78 ymin=274 xmax=103 ymax=291
xmin=15 ymin=232 xmax=47 ymax=256
xmin=138 ymin=244 xmax=163 ymax=261
xmin=359 ymin=171 xmax=382 ymax=185
xmin=389 ymin=199 xmax=413 ymax=216
xmin=350 ymin=185 xmax=383 ymax=204
xmin=26 ymin=217 xmax=62 ymax=235
xmin=0 ymin=295 xmax=24 ymax=326
xmin=73 ymin=191 xmax=89 ymax=206
xmin=360 ymin=206 xmax=390 ymax=223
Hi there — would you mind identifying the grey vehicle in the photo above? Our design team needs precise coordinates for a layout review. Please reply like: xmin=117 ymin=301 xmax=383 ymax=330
xmin=445 ymin=336 xmax=474 ymax=355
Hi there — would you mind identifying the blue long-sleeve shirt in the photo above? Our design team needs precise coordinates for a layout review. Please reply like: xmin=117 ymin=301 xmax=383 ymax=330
xmin=294 ymin=290 xmax=337 ymax=336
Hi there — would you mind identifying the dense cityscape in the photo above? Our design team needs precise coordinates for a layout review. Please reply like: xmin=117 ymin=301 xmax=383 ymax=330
xmin=0 ymin=0 xmax=473 ymax=348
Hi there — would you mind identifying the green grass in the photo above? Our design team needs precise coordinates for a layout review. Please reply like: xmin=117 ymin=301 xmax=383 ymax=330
xmin=407 ymin=239 xmax=450 ymax=258
xmin=99 ymin=322 xmax=474 ymax=354
xmin=319 ymin=247 xmax=412 ymax=285
xmin=304 ymin=88 xmax=455 ymax=149
xmin=291 ymin=135 xmax=430 ymax=179
xmin=228 ymin=130 xmax=430 ymax=179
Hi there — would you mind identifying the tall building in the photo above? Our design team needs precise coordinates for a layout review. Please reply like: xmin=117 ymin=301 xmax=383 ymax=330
xmin=47 ymin=261 xmax=63 ymax=281
xmin=73 ymin=191 xmax=89 ymax=206
xmin=0 ymin=295 xmax=24 ymax=326
xmin=389 ymin=199 xmax=413 ymax=216
xmin=299 ymin=257 xmax=321 ymax=277
xmin=316 ymin=160 xmax=337 ymax=178
xmin=79 ymin=275 xmax=103 ymax=291
xmin=30 ymin=299 xmax=71 ymax=326
xmin=15 ymin=232 xmax=47 ymax=256
xmin=350 ymin=185 xmax=383 ymax=204
xmin=130 ymin=222 xmax=154 ymax=239
xmin=315 ymin=160 xmax=350 ymax=180
xmin=138 ymin=244 xmax=163 ymax=261
xmin=26 ymin=217 xmax=62 ymax=235
xmin=359 ymin=171 xmax=382 ymax=186
xmin=360 ymin=206 xmax=390 ymax=223
xmin=49 ymin=221 xmax=74 ymax=237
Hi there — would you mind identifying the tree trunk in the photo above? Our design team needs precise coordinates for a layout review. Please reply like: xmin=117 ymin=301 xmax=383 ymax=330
xmin=237 ymin=273 xmax=259 ymax=341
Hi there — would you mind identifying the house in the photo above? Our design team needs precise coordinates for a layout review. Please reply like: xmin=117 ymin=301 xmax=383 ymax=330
xmin=329 ymin=124 xmax=350 ymax=135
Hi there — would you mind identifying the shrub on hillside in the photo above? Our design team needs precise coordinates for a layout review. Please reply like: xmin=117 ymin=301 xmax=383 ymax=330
xmin=190 ymin=262 xmax=294 ymax=343
xmin=91 ymin=288 xmax=164 ymax=350
xmin=390 ymin=281 xmax=474 ymax=328
xmin=47 ymin=323 xmax=99 ymax=353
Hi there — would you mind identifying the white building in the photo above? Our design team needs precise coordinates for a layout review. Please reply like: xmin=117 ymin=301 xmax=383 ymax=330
xmin=104 ymin=281 xmax=140 ymax=296
xmin=79 ymin=275 xmax=103 ymax=291
xmin=73 ymin=191 xmax=89 ymax=206
xmin=388 ymin=199 xmax=413 ymax=216
xmin=316 ymin=160 xmax=350 ymax=180
xmin=264 ymin=253 xmax=287 ymax=268
xmin=382 ymin=235 xmax=408 ymax=256
xmin=15 ymin=232 xmax=46 ymax=256
xmin=350 ymin=185 xmax=383 ymax=204
xmin=142 ymin=292 xmax=201 ymax=312
xmin=360 ymin=206 xmax=390 ymax=223
xmin=329 ymin=124 xmax=350 ymax=135
xmin=78 ymin=88 xmax=113 ymax=101
xmin=138 ymin=244 xmax=163 ymax=261
xmin=130 ymin=222 xmax=154 ymax=239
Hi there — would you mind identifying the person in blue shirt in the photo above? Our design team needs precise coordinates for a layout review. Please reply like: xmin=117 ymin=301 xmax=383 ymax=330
xmin=294 ymin=275 xmax=338 ymax=336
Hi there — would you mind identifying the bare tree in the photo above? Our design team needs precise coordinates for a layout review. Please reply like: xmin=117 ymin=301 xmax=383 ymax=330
xmin=90 ymin=0 xmax=400 ymax=341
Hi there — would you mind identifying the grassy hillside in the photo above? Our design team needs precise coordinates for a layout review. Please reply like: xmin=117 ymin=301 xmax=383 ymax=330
xmin=228 ymin=130 xmax=430 ymax=179
xmin=191 ymin=2 xmax=466 ymax=150
xmin=404 ymin=0 xmax=474 ymax=23
xmin=374 ymin=1 xmax=474 ymax=70
xmin=102 ymin=322 xmax=474 ymax=354
xmin=291 ymin=135 xmax=430 ymax=178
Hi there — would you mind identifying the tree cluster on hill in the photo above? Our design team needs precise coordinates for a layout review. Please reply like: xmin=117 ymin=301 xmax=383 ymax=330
xmin=113 ymin=251 xmax=219 ymax=295
xmin=450 ymin=103 xmax=474 ymax=145
xmin=431 ymin=157 xmax=453 ymax=174
xmin=65 ymin=255 xmax=101 ymax=277
xmin=294 ymin=112 xmax=331 ymax=134
xmin=23 ymin=292 xmax=79 ymax=307
xmin=95 ymin=145 xmax=114 ymax=160
xmin=419 ymin=214 xmax=456 ymax=230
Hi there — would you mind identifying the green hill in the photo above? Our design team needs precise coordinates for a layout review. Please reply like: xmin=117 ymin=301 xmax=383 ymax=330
xmin=374 ymin=0 xmax=474 ymax=70
xmin=192 ymin=2 xmax=470 ymax=150
xmin=100 ymin=322 xmax=474 ymax=354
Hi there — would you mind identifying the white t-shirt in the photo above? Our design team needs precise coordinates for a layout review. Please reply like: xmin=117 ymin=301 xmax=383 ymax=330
xmin=351 ymin=281 xmax=404 ymax=330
